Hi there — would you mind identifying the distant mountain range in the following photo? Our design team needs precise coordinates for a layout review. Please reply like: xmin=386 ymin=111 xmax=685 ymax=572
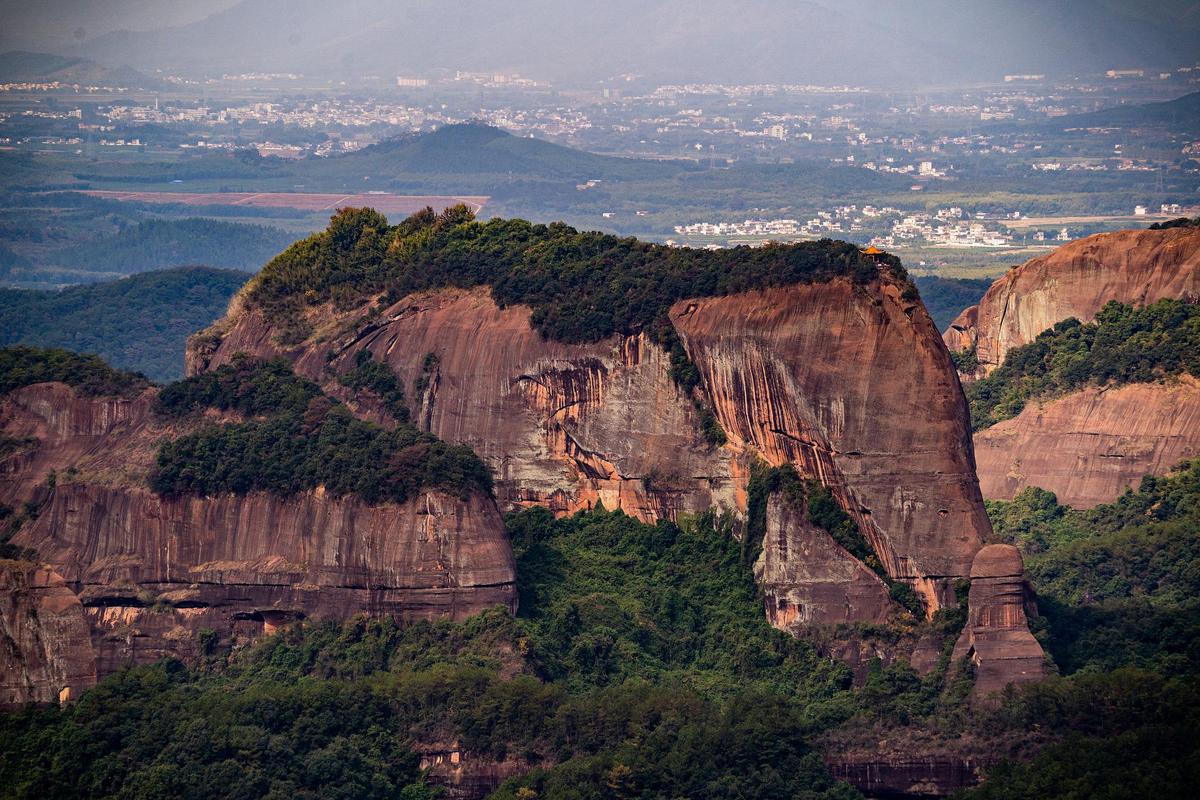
xmin=0 ymin=50 xmax=162 ymax=87
xmin=9 ymin=0 xmax=1192 ymax=88
xmin=1052 ymin=90 xmax=1200 ymax=128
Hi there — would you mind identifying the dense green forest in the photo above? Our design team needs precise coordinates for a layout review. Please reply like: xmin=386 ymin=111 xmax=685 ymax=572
xmin=4 ymin=484 xmax=1195 ymax=799
xmin=51 ymin=218 xmax=296 ymax=275
xmin=150 ymin=357 xmax=490 ymax=504
xmin=249 ymin=205 xmax=909 ymax=346
xmin=962 ymin=458 xmax=1200 ymax=796
xmin=0 ymin=346 xmax=149 ymax=398
xmin=963 ymin=299 xmax=1200 ymax=429
xmin=913 ymin=275 xmax=991 ymax=331
xmin=0 ymin=267 xmax=249 ymax=381
xmin=987 ymin=459 xmax=1200 ymax=676
xmin=0 ymin=508 xmax=871 ymax=800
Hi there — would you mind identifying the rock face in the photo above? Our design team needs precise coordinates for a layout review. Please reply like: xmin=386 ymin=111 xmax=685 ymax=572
xmin=952 ymin=545 xmax=1047 ymax=705
xmin=826 ymin=756 xmax=984 ymax=799
xmin=0 ymin=562 xmax=96 ymax=708
xmin=755 ymin=491 xmax=892 ymax=631
xmin=191 ymin=279 xmax=992 ymax=618
xmin=943 ymin=227 xmax=1200 ymax=371
xmin=671 ymin=283 xmax=988 ymax=611
xmin=0 ymin=382 xmax=517 ymax=709
xmin=974 ymin=378 xmax=1200 ymax=507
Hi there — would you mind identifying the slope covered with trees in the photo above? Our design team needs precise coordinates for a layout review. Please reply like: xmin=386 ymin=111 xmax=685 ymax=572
xmin=249 ymin=205 xmax=909 ymax=346
xmin=963 ymin=458 xmax=1200 ymax=797
xmin=0 ymin=346 xmax=149 ymax=398
xmin=964 ymin=299 xmax=1200 ymax=429
xmin=0 ymin=267 xmax=249 ymax=382
xmin=151 ymin=357 xmax=490 ymax=504
xmin=913 ymin=275 xmax=991 ymax=331
xmin=51 ymin=218 xmax=296 ymax=276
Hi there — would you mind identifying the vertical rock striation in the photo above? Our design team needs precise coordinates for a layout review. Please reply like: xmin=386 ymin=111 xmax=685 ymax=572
xmin=0 ymin=381 xmax=517 ymax=707
xmin=973 ymin=378 xmax=1200 ymax=507
xmin=192 ymin=277 xmax=995 ymax=621
xmin=0 ymin=562 xmax=96 ymax=708
xmin=671 ymin=280 xmax=989 ymax=611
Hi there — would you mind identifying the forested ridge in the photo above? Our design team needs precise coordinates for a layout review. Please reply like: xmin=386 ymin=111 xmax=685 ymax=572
xmin=0 ymin=345 xmax=149 ymax=398
xmin=963 ymin=299 xmax=1200 ymax=429
xmin=0 ymin=267 xmax=249 ymax=382
xmin=247 ymin=205 xmax=911 ymax=346
xmin=150 ymin=356 xmax=490 ymax=504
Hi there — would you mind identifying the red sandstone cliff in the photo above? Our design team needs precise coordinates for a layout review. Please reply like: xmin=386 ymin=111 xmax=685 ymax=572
xmin=189 ymin=278 xmax=992 ymax=622
xmin=940 ymin=228 xmax=1200 ymax=507
xmin=943 ymin=227 xmax=1200 ymax=371
xmin=0 ymin=562 xmax=96 ymax=707
xmin=952 ymin=544 xmax=1048 ymax=706
xmin=0 ymin=382 xmax=516 ymax=708
xmin=974 ymin=378 xmax=1200 ymax=507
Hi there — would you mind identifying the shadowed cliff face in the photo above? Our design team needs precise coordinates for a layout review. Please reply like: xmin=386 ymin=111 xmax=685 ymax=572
xmin=0 ymin=563 xmax=96 ymax=708
xmin=191 ymin=277 xmax=992 ymax=620
xmin=974 ymin=377 xmax=1200 ymax=507
xmin=756 ymin=490 xmax=892 ymax=629
xmin=944 ymin=227 xmax=1200 ymax=372
xmin=0 ymin=381 xmax=516 ymax=708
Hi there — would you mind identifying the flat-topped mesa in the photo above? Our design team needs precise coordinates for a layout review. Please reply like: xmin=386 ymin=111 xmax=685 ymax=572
xmin=943 ymin=226 xmax=1200 ymax=373
xmin=189 ymin=207 xmax=994 ymax=620
xmin=0 ymin=357 xmax=517 ymax=709
xmin=952 ymin=544 xmax=1048 ymax=705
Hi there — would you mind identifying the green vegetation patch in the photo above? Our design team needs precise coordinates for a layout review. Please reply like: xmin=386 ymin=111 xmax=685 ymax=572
xmin=965 ymin=668 xmax=1200 ymax=800
xmin=0 ymin=509 xmax=878 ymax=800
xmin=0 ymin=267 xmax=250 ymax=383
xmin=1148 ymin=216 xmax=1200 ymax=230
xmin=248 ymin=205 xmax=910 ymax=346
xmin=338 ymin=349 xmax=410 ymax=422
xmin=988 ymin=458 xmax=1200 ymax=675
xmin=0 ymin=345 xmax=150 ymax=398
xmin=150 ymin=356 xmax=490 ymax=504
xmin=965 ymin=299 xmax=1200 ymax=430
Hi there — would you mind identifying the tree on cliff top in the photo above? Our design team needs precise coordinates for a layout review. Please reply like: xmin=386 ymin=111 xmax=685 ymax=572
xmin=246 ymin=205 xmax=911 ymax=346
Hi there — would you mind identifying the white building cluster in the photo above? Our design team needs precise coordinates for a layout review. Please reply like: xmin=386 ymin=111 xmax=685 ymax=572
xmin=871 ymin=209 xmax=1014 ymax=248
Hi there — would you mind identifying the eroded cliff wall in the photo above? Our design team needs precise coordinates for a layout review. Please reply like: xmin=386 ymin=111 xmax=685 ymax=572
xmin=943 ymin=227 xmax=1200 ymax=371
xmin=0 ymin=382 xmax=516 ymax=708
xmin=671 ymin=281 xmax=989 ymax=608
xmin=191 ymin=278 xmax=992 ymax=619
xmin=974 ymin=378 xmax=1200 ymax=507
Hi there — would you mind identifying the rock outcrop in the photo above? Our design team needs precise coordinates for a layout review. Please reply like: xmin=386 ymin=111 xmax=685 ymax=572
xmin=0 ymin=562 xmax=96 ymax=708
xmin=974 ymin=377 xmax=1200 ymax=507
xmin=0 ymin=382 xmax=517 ymax=708
xmin=943 ymin=227 xmax=1200 ymax=372
xmin=941 ymin=228 xmax=1200 ymax=507
xmin=190 ymin=278 xmax=992 ymax=619
xmin=755 ymin=491 xmax=892 ymax=631
xmin=952 ymin=544 xmax=1047 ymax=705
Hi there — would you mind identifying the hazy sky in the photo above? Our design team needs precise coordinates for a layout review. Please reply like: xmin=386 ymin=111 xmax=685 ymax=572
xmin=2 ymin=1 xmax=1198 ymax=88
xmin=0 ymin=0 xmax=240 ymax=49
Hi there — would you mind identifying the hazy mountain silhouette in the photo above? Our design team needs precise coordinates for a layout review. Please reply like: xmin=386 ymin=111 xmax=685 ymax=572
xmin=58 ymin=0 xmax=1200 ymax=87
